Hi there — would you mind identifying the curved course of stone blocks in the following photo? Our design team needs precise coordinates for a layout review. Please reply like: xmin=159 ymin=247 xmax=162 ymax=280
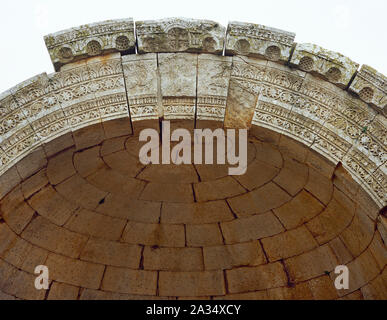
xmin=0 ymin=18 xmax=385 ymax=300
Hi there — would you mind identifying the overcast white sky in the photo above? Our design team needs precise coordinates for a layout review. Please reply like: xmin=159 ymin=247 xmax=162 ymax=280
xmin=0 ymin=0 xmax=386 ymax=93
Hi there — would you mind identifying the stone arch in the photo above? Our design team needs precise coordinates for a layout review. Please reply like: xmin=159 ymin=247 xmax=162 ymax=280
xmin=0 ymin=18 xmax=385 ymax=300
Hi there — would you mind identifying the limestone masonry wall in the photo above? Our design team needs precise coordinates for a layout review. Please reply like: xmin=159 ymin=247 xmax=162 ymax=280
xmin=0 ymin=18 xmax=386 ymax=208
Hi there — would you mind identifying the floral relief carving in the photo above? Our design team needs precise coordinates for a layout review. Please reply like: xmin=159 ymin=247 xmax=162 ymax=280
xmin=0 ymin=18 xmax=385 ymax=208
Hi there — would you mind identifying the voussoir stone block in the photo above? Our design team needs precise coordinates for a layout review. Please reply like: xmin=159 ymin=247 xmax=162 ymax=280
xmin=349 ymin=64 xmax=387 ymax=110
xmin=290 ymin=43 xmax=359 ymax=88
xmin=226 ymin=21 xmax=295 ymax=63
xmin=224 ymin=56 xmax=266 ymax=129
xmin=136 ymin=18 xmax=225 ymax=54
xmin=158 ymin=53 xmax=197 ymax=120
xmin=197 ymin=54 xmax=232 ymax=122
xmin=122 ymin=53 xmax=160 ymax=123
xmin=44 ymin=19 xmax=135 ymax=71
xmin=85 ymin=53 xmax=131 ymax=124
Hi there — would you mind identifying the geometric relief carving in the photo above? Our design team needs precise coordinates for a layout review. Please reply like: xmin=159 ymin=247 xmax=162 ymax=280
xmin=86 ymin=53 xmax=131 ymax=123
xmin=355 ymin=114 xmax=387 ymax=168
xmin=0 ymin=17 xmax=386 ymax=208
xmin=0 ymin=125 xmax=41 ymax=176
xmin=290 ymin=43 xmax=359 ymax=89
xmin=49 ymin=60 xmax=101 ymax=131
xmin=0 ymin=90 xmax=28 ymax=142
xmin=11 ymin=73 xmax=70 ymax=144
xmin=136 ymin=18 xmax=225 ymax=55
xmin=343 ymin=147 xmax=386 ymax=206
xmin=158 ymin=53 xmax=198 ymax=120
xmin=197 ymin=54 xmax=232 ymax=122
xmin=311 ymin=125 xmax=353 ymax=164
xmin=349 ymin=65 xmax=387 ymax=110
xmin=122 ymin=53 xmax=159 ymax=122
xmin=44 ymin=19 xmax=135 ymax=71
xmin=226 ymin=21 xmax=295 ymax=64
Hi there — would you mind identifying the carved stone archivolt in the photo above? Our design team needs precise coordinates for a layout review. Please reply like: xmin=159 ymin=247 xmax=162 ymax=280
xmin=0 ymin=18 xmax=386 ymax=208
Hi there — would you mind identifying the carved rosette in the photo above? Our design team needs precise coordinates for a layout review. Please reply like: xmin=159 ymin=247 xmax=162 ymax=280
xmin=0 ymin=18 xmax=385 ymax=208
xmin=226 ymin=21 xmax=295 ymax=64
xmin=44 ymin=19 xmax=135 ymax=71
xmin=136 ymin=18 xmax=225 ymax=54
xmin=290 ymin=43 xmax=359 ymax=89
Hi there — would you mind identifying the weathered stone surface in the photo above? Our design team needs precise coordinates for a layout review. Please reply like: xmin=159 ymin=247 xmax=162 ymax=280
xmin=221 ymin=212 xmax=284 ymax=243
xmin=140 ymin=182 xmax=194 ymax=203
xmin=122 ymin=221 xmax=185 ymax=247
xmin=20 ymin=169 xmax=48 ymax=199
xmin=122 ymin=53 xmax=159 ymax=122
xmin=0 ymin=166 xmax=21 ymax=200
xmin=227 ymin=182 xmax=291 ymax=216
xmin=65 ymin=209 xmax=126 ymax=241
xmin=226 ymin=21 xmax=295 ymax=63
xmin=161 ymin=201 xmax=234 ymax=224
xmin=197 ymin=54 xmax=232 ymax=122
xmin=285 ymin=245 xmax=338 ymax=282
xmin=194 ymin=176 xmax=246 ymax=202
xmin=261 ymin=226 xmax=318 ymax=261
xmin=46 ymin=253 xmax=105 ymax=289
xmin=0 ymin=88 xmax=44 ymax=177
xmin=136 ymin=18 xmax=225 ymax=54
xmin=22 ymin=216 xmax=88 ymax=258
xmin=186 ymin=223 xmax=224 ymax=247
xmin=28 ymin=185 xmax=77 ymax=226
xmin=159 ymin=270 xmax=225 ymax=296
xmin=44 ymin=19 xmax=135 ymax=71
xmin=290 ymin=43 xmax=359 ymax=88
xmin=224 ymin=56 xmax=265 ymax=129
xmin=349 ymin=65 xmax=387 ymax=109
xmin=306 ymin=198 xmax=354 ymax=245
xmin=47 ymin=282 xmax=79 ymax=300
xmin=203 ymin=241 xmax=266 ymax=270
xmin=2 ymin=236 xmax=48 ymax=274
xmin=273 ymin=190 xmax=324 ymax=229
xmin=86 ymin=53 xmax=132 ymax=125
xmin=55 ymin=174 xmax=108 ymax=210
xmin=143 ymin=247 xmax=204 ymax=271
xmin=158 ymin=53 xmax=197 ymax=120
xmin=1 ymin=187 xmax=35 ymax=234
xmin=226 ymin=262 xmax=287 ymax=293
xmin=0 ymin=17 xmax=386 ymax=301
xmin=81 ymin=238 xmax=142 ymax=268
xmin=102 ymin=267 xmax=157 ymax=295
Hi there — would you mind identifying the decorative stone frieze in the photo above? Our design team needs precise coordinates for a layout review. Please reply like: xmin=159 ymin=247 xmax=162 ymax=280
xmin=136 ymin=18 xmax=225 ymax=54
xmin=349 ymin=65 xmax=387 ymax=110
xmin=158 ymin=53 xmax=198 ymax=120
xmin=225 ymin=21 xmax=295 ymax=63
xmin=197 ymin=54 xmax=232 ymax=122
xmin=0 ymin=18 xmax=385 ymax=208
xmin=1 ymin=18 xmax=387 ymax=301
xmin=122 ymin=53 xmax=159 ymax=122
xmin=290 ymin=43 xmax=359 ymax=89
xmin=49 ymin=59 xmax=102 ymax=131
xmin=86 ymin=53 xmax=131 ymax=123
xmin=44 ymin=19 xmax=135 ymax=71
